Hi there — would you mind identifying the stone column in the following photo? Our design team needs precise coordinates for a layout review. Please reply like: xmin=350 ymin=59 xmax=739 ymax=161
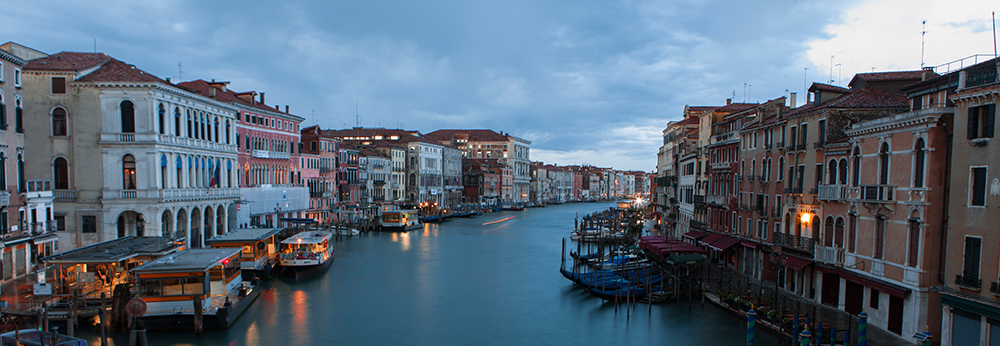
xmin=221 ymin=204 xmax=229 ymax=234
xmin=184 ymin=207 xmax=193 ymax=249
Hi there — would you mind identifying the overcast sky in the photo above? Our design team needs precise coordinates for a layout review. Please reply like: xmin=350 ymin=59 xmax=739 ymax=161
xmin=2 ymin=0 xmax=997 ymax=171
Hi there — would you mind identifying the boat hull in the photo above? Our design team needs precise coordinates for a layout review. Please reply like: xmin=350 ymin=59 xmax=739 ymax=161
xmin=281 ymin=256 xmax=333 ymax=276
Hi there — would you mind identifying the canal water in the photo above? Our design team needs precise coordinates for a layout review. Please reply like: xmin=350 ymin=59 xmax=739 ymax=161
xmin=80 ymin=202 xmax=780 ymax=345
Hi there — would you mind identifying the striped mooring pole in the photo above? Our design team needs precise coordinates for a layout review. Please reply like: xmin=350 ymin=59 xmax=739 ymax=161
xmin=792 ymin=313 xmax=800 ymax=344
xmin=829 ymin=326 xmax=835 ymax=346
xmin=814 ymin=320 xmax=821 ymax=343
xmin=799 ymin=329 xmax=811 ymax=346
xmin=746 ymin=309 xmax=756 ymax=346
xmin=857 ymin=311 xmax=869 ymax=346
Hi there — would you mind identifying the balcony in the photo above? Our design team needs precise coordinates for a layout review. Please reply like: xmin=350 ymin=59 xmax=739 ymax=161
xmin=796 ymin=144 xmax=807 ymax=151
xmin=693 ymin=195 xmax=706 ymax=205
xmin=773 ymin=231 xmax=815 ymax=253
xmin=0 ymin=191 xmax=8 ymax=207
xmin=763 ymin=143 xmax=772 ymax=150
xmin=102 ymin=133 xmax=239 ymax=152
xmin=757 ymin=175 xmax=767 ymax=183
xmin=992 ymin=282 xmax=1000 ymax=295
xmin=818 ymin=184 xmax=847 ymax=201
xmin=853 ymin=185 xmax=895 ymax=203
xmin=815 ymin=246 xmax=845 ymax=265
xmin=786 ymin=145 xmax=796 ymax=151
xmin=776 ymin=142 xmax=785 ymax=151
xmin=707 ymin=194 xmax=728 ymax=205
xmin=53 ymin=190 xmax=76 ymax=201
xmin=964 ymin=61 xmax=998 ymax=88
xmin=956 ymin=275 xmax=982 ymax=290
xmin=710 ymin=162 xmax=731 ymax=170
xmin=309 ymin=191 xmax=325 ymax=198
xmin=252 ymin=150 xmax=292 ymax=160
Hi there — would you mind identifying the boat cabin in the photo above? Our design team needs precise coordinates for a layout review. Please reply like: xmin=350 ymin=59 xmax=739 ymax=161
xmin=130 ymin=248 xmax=242 ymax=315
xmin=40 ymin=237 xmax=183 ymax=297
xmin=205 ymin=228 xmax=281 ymax=280
xmin=379 ymin=205 xmax=420 ymax=231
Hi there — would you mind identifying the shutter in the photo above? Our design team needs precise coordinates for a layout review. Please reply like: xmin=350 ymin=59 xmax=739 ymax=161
xmin=14 ymin=248 xmax=25 ymax=276
xmin=988 ymin=104 xmax=997 ymax=138
xmin=952 ymin=309 xmax=981 ymax=346
xmin=2 ymin=252 xmax=10 ymax=280
xmin=989 ymin=319 xmax=1000 ymax=346
xmin=969 ymin=107 xmax=979 ymax=139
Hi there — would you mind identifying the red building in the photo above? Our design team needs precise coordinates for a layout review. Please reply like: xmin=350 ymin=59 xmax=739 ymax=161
xmin=300 ymin=125 xmax=339 ymax=224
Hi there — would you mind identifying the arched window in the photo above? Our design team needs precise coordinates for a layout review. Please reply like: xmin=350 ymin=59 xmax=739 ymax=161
xmin=187 ymin=110 xmax=193 ymax=138
xmin=54 ymin=157 xmax=69 ymax=189
xmin=120 ymin=100 xmax=135 ymax=133
xmin=52 ymin=107 xmax=67 ymax=136
xmin=16 ymin=153 xmax=24 ymax=193
xmin=824 ymin=216 xmax=835 ymax=246
xmin=852 ymin=147 xmax=861 ymax=187
xmin=778 ymin=156 xmax=784 ymax=181
xmin=0 ymin=152 xmax=6 ymax=188
xmin=200 ymin=113 xmax=206 ymax=140
xmin=828 ymin=159 xmax=837 ymax=184
xmin=214 ymin=118 xmax=220 ymax=143
xmin=838 ymin=158 xmax=848 ymax=185
xmin=161 ymin=155 xmax=168 ymax=188
xmin=835 ymin=217 xmax=845 ymax=248
xmin=225 ymin=121 xmax=231 ymax=144
xmin=879 ymin=142 xmax=890 ymax=185
xmin=176 ymin=156 xmax=183 ymax=188
xmin=174 ymin=108 xmax=181 ymax=136
xmin=913 ymin=139 xmax=925 ymax=188
xmin=158 ymin=103 xmax=165 ymax=134
xmin=123 ymin=154 xmax=136 ymax=190
xmin=15 ymin=97 xmax=23 ymax=133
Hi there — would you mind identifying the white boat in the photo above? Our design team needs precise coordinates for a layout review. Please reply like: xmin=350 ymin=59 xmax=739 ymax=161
xmin=380 ymin=206 xmax=421 ymax=232
xmin=279 ymin=230 xmax=334 ymax=275
xmin=1 ymin=329 xmax=88 ymax=346
xmin=333 ymin=227 xmax=360 ymax=236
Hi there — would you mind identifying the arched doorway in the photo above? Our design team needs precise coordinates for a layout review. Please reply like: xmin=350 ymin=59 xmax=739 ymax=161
xmin=203 ymin=207 xmax=214 ymax=243
xmin=216 ymin=205 xmax=226 ymax=234
xmin=115 ymin=211 xmax=144 ymax=238
xmin=191 ymin=207 xmax=202 ymax=248
xmin=161 ymin=210 xmax=173 ymax=238
xmin=176 ymin=208 xmax=188 ymax=240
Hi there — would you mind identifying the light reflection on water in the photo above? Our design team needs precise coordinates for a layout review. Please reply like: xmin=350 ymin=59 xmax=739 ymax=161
xmin=76 ymin=203 xmax=779 ymax=346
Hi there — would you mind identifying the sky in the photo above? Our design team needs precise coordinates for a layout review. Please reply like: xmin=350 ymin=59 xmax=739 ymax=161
xmin=2 ymin=0 xmax=997 ymax=171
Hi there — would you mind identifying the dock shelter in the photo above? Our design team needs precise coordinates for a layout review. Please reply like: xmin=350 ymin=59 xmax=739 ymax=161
xmin=131 ymin=248 xmax=256 ymax=330
xmin=40 ymin=237 xmax=183 ymax=298
xmin=205 ymin=228 xmax=281 ymax=280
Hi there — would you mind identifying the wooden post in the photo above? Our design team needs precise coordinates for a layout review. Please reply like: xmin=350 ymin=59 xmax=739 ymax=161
xmin=68 ymin=292 xmax=77 ymax=337
xmin=42 ymin=302 xmax=49 ymax=332
xmin=193 ymin=295 xmax=203 ymax=337
xmin=101 ymin=292 xmax=108 ymax=346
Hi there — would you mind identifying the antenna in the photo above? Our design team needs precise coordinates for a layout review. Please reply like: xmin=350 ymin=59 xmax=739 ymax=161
xmin=355 ymin=101 xmax=360 ymax=128
xmin=836 ymin=63 xmax=842 ymax=86
xmin=993 ymin=12 xmax=997 ymax=57
xmin=178 ymin=61 xmax=183 ymax=81
xmin=94 ymin=39 xmax=97 ymax=53
xmin=829 ymin=55 xmax=835 ymax=83
xmin=803 ymin=67 xmax=808 ymax=99
xmin=921 ymin=20 xmax=927 ymax=68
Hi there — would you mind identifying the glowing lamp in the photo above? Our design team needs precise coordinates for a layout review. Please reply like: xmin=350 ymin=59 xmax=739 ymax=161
xmin=800 ymin=213 xmax=811 ymax=223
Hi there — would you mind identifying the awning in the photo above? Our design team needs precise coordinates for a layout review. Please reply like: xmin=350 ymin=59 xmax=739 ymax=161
xmin=784 ymin=255 xmax=814 ymax=270
xmin=280 ymin=218 xmax=316 ymax=224
xmin=942 ymin=294 xmax=1000 ymax=321
xmin=682 ymin=231 xmax=707 ymax=240
xmin=707 ymin=235 xmax=740 ymax=252
xmin=31 ymin=233 xmax=59 ymax=245
xmin=645 ymin=211 xmax=661 ymax=219
xmin=698 ymin=233 xmax=723 ymax=247
xmin=667 ymin=253 xmax=706 ymax=265
xmin=740 ymin=240 xmax=757 ymax=249
xmin=817 ymin=266 xmax=910 ymax=298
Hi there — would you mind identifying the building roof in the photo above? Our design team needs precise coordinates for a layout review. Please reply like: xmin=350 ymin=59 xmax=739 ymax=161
xmin=23 ymin=51 xmax=110 ymax=71
xmin=823 ymin=88 xmax=909 ymax=109
xmin=808 ymin=83 xmax=850 ymax=94
xmin=323 ymin=128 xmax=438 ymax=146
xmin=673 ymin=117 xmax=700 ymax=126
xmin=75 ymin=58 xmax=165 ymax=83
xmin=424 ymin=129 xmax=512 ymax=143
xmin=205 ymin=228 xmax=282 ymax=243
xmin=131 ymin=248 xmax=242 ymax=273
xmin=41 ymin=237 xmax=182 ymax=264
xmin=850 ymin=70 xmax=926 ymax=84
xmin=715 ymin=103 xmax=757 ymax=113
xmin=177 ymin=79 xmax=302 ymax=119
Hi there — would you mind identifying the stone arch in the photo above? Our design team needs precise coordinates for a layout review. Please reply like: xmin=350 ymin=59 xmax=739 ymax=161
xmin=203 ymin=206 xmax=214 ymax=243
xmin=115 ymin=209 xmax=144 ymax=238
xmin=216 ymin=205 xmax=226 ymax=235
xmin=176 ymin=207 xmax=189 ymax=240
xmin=161 ymin=209 xmax=173 ymax=238
xmin=191 ymin=206 xmax=202 ymax=248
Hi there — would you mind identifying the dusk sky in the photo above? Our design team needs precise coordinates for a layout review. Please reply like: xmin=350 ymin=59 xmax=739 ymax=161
xmin=2 ymin=0 xmax=997 ymax=171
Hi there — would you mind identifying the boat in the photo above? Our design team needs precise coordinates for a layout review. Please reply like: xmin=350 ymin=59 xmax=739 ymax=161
xmin=205 ymin=227 xmax=282 ymax=280
xmin=380 ymin=206 xmax=422 ymax=231
xmin=569 ymin=250 xmax=606 ymax=263
xmin=279 ymin=230 xmax=334 ymax=276
xmin=0 ymin=330 xmax=88 ymax=346
xmin=588 ymin=285 xmax=654 ymax=301
xmin=333 ymin=227 xmax=360 ymax=236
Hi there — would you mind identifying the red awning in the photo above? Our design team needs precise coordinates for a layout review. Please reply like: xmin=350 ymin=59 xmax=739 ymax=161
xmin=740 ymin=240 xmax=757 ymax=249
xmin=784 ymin=255 xmax=814 ymax=270
xmin=698 ymin=233 xmax=723 ymax=247
xmin=708 ymin=236 xmax=740 ymax=252
xmin=682 ymin=231 xmax=707 ymax=240
xmin=816 ymin=266 xmax=910 ymax=298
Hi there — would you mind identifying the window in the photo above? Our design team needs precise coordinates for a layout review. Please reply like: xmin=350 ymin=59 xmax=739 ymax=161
xmin=970 ymin=167 xmax=987 ymax=207
xmin=913 ymin=139 xmax=925 ymax=188
xmin=879 ymin=143 xmax=889 ymax=184
xmin=14 ymin=97 xmax=22 ymax=133
xmin=13 ymin=69 xmax=20 ymax=87
xmin=123 ymin=155 xmax=136 ymax=190
xmin=963 ymin=236 xmax=982 ymax=280
xmin=967 ymin=103 xmax=996 ymax=139
xmin=51 ymin=77 xmax=66 ymax=94
xmin=120 ymin=101 xmax=135 ymax=133
xmin=852 ymin=147 xmax=861 ymax=187
xmin=870 ymin=288 xmax=880 ymax=309
xmin=818 ymin=119 xmax=826 ymax=146
xmin=874 ymin=217 xmax=885 ymax=259
xmin=778 ymin=157 xmax=784 ymax=181
xmin=16 ymin=154 xmax=23 ymax=193
xmin=0 ymin=62 xmax=3 ymax=82
xmin=838 ymin=158 xmax=848 ymax=185
xmin=834 ymin=217 xmax=845 ymax=248
xmin=174 ymin=108 xmax=181 ymax=136
xmin=82 ymin=215 xmax=97 ymax=233
xmin=800 ymin=124 xmax=808 ymax=145
xmin=52 ymin=107 xmax=67 ymax=136
xmin=54 ymin=158 xmax=69 ymax=189
xmin=848 ymin=214 xmax=857 ymax=253
xmin=54 ymin=215 xmax=65 ymax=231
xmin=0 ymin=93 xmax=7 ymax=130
xmin=828 ymin=159 xmax=837 ymax=184
xmin=158 ymin=104 xmax=165 ymax=134
xmin=907 ymin=220 xmax=920 ymax=267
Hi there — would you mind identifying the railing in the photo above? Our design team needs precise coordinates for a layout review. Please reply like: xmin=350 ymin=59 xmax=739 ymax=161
xmin=154 ymin=134 xmax=238 ymax=152
xmin=0 ymin=191 xmax=8 ymax=207
xmin=956 ymin=275 xmax=982 ymax=289
xmin=763 ymin=143 xmax=772 ymax=150
xmin=786 ymin=145 xmax=796 ymax=151
xmin=53 ymin=190 xmax=76 ymax=201
xmin=815 ymin=246 xmax=845 ymax=265
xmin=309 ymin=191 xmax=325 ymax=198
xmin=855 ymin=185 xmax=895 ymax=203
xmin=710 ymin=162 xmax=730 ymax=170
xmin=252 ymin=150 xmax=291 ymax=160
xmin=119 ymin=133 xmax=135 ymax=142
xmin=796 ymin=144 xmax=806 ymax=151
xmin=159 ymin=187 xmax=240 ymax=200
xmin=739 ymin=203 xmax=749 ymax=211
xmin=992 ymin=282 xmax=1000 ymax=295
xmin=756 ymin=206 xmax=768 ymax=216
xmin=707 ymin=194 xmax=728 ymax=205
xmin=818 ymin=184 xmax=847 ymax=201
xmin=758 ymin=175 xmax=767 ymax=182
xmin=964 ymin=61 xmax=999 ymax=88
xmin=773 ymin=231 xmax=815 ymax=253
xmin=121 ymin=190 xmax=137 ymax=199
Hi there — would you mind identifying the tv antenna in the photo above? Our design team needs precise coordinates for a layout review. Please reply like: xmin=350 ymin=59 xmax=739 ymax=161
xmin=829 ymin=55 xmax=835 ymax=83
xmin=355 ymin=101 xmax=361 ymax=128
xmin=178 ymin=61 xmax=183 ymax=81
xmin=921 ymin=20 xmax=927 ymax=68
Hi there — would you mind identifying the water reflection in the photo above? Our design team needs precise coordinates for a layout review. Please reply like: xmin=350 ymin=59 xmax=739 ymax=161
xmin=291 ymin=290 xmax=309 ymax=345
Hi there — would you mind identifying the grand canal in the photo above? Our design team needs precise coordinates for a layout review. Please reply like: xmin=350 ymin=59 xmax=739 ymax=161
xmin=81 ymin=202 xmax=779 ymax=345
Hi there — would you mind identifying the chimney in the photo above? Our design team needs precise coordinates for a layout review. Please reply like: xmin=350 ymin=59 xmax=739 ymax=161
xmin=726 ymin=98 xmax=732 ymax=105
xmin=209 ymin=87 xmax=216 ymax=98
xmin=789 ymin=92 xmax=797 ymax=108
xmin=260 ymin=92 xmax=265 ymax=105
xmin=165 ymin=77 xmax=171 ymax=83
xmin=921 ymin=67 xmax=936 ymax=81
xmin=285 ymin=105 xmax=289 ymax=114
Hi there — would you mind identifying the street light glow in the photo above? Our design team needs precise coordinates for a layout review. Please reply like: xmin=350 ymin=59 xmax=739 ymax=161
xmin=800 ymin=213 xmax=811 ymax=223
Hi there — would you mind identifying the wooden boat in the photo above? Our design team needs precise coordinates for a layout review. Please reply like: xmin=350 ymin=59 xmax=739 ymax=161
xmin=0 ymin=330 xmax=87 ymax=346
xmin=588 ymin=286 xmax=653 ymax=301
xmin=279 ymin=230 xmax=334 ymax=276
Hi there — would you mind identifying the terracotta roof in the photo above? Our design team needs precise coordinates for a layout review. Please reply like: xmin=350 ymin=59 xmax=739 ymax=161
xmin=322 ymin=128 xmax=436 ymax=145
xmin=686 ymin=106 xmax=719 ymax=112
xmin=851 ymin=70 xmax=925 ymax=83
xmin=900 ymin=69 xmax=963 ymax=92
xmin=23 ymin=51 xmax=110 ymax=71
xmin=823 ymin=88 xmax=909 ymax=109
xmin=176 ymin=79 xmax=298 ymax=116
xmin=674 ymin=117 xmax=699 ymax=126
xmin=74 ymin=58 xmax=165 ymax=83
xmin=358 ymin=147 xmax=386 ymax=158
xmin=715 ymin=103 xmax=757 ymax=113
xmin=809 ymin=83 xmax=850 ymax=94
xmin=423 ymin=129 xmax=510 ymax=142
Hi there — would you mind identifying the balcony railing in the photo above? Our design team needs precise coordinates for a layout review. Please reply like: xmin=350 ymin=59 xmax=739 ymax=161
xmin=764 ymin=143 xmax=772 ymax=150
xmin=121 ymin=190 xmax=137 ymax=199
xmin=0 ymin=191 xmax=8 ymax=207
xmin=815 ymin=246 xmax=845 ymax=265
xmin=786 ymin=145 xmax=796 ymax=151
xmin=53 ymin=190 xmax=76 ymax=201
xmin=252 ymin=150 xmax=292 ymax=160
xmin=956 ymin=275 xmax=982 ymax=289
xmin=693 ymin=195 xmax=706 ymax=205
xmin=758 ymin=175 xmax=767 ymax=182
xmin=707 ymin=194 xmax=728 ymax=205
xmin=737 ymin=175 xmax=744 ymax=182
xmin=818 ymin=184 xmax=847 ymax=201
xmin=854 ymin=185 xmax=895 ymax=203
xmin=796 ymin=144 xmax=807 ymax=151
xmin=776 ymin=142 xmax=785 ymax=151
xmin=964 ymin=62 xmax=999 ymax=88
xmin=992 ymin=282 xmax=1000 ymax=295
xmin=773 ymin=231 xmax=815 ymax=253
